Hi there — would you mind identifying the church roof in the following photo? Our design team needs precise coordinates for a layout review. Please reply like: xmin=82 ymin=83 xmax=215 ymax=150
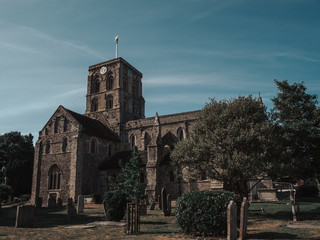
xmin=98 ymin=150 xmax=147 ymax=170
xmin=65 ymin=108 xmax=120 ymax=141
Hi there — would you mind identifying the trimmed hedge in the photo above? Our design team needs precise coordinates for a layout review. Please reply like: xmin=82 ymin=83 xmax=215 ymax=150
xmin=175 ymin=190 xmax=240 ymax=237
xmin=103 ymin=190 xmax=128 ymax=221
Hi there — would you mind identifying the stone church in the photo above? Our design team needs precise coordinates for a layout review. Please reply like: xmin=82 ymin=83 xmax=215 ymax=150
xmin=30 ymin=57 xmax=222 ymax=206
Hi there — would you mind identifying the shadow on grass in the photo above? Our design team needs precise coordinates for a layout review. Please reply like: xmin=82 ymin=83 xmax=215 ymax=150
xmin=140 ymin=221 xmax=167 ymax=225
xmin=248 ymin=232 xmax=299 ymax=239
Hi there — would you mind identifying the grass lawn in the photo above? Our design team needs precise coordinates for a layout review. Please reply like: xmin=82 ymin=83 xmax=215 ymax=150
xmin=247 ymin=199 xmax=320 ymax=239
xmin=1 ymin=199 xmax=320 ymax=240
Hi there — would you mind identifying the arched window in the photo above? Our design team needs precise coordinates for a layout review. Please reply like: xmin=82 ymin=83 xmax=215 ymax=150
xmin=108 ymin=143 xmax=113 ymax=157
xmin=62 ymin=138 xmax=67 ymax=153
xmin=130 ymin=134 xmax=136 ymax=148
xmin=132 ymin=103 xmax=136 ymax=114
xmin=106 ymin=95 xmax=113 ymax=109
xmin=106 ymin=74 xmax=113 ymax=91
xmin=91 ymin=97 xmax=98 ymax=112
xmin=177 ymin=127 xmax=184 ymax=141
xmin=91 ymin=77 xmax=100 ymax=94
xmin=45 ymin=141 xmax=50 ymax=154
xmin=63 ymin=118 xmax=68 ymax=132
xmin=48 ymin=165 xmax=61 ymax=190
xmin=90 ymin=139 xmax=97 ymax=153
xmin=45 ymin=128 xmax=48 ymax=135
xmin=54 ymin=117 xmax=59 ymax=133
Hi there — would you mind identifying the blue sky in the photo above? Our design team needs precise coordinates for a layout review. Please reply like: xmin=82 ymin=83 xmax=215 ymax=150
xmin=0 ymin=0 xmax=319 ymax=140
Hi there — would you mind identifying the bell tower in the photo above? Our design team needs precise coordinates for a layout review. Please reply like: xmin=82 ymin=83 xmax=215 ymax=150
xmin=84 ymin=57 xmax=145 ymax=135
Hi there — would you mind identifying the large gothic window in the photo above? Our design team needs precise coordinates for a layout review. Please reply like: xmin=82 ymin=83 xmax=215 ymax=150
xmin=107 ymin=143 xmax=113 ymax=157
xmin=91 ymin=77 xmax=100 ymax=94
xmin=63 ymin=118 xmax=68 ymax=132
xmin=177 ymin=127 xmax=184 ymax=141
xmin=106 ymin=95 xmax=113 ymax=109
xmin=91 ymin=98 xmax=98 ymax=112
xmin=106 ymin=74 xmax=113 ymax=91
xmin=45 ymin=141 xmax=50 ymax=154
xmin=48 ymin=165 xmax=61 ymax=190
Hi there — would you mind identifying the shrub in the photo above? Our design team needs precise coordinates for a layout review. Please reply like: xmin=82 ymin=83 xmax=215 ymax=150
xmin=296 ymin=184 xmax=319 ymax=198
xmin=0 ymin=184 xmax=13 ymax=201
xmin=19 ymin=194 xmax=31 ymax=201
xmin=103 ymin=190 xmax=128 ymax=221
xmin=175 ymin=190 xmax=240 ymax=237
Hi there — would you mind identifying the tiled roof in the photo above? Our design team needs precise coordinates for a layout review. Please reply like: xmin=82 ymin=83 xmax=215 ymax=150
xmin=65 ymin=108 xmax=119 ymax=141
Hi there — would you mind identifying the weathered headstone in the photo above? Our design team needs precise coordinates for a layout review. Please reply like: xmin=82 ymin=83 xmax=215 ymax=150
xmin=67 ymin=198 xmax=77 ymax=221
xmin=166 ymin=194 xmax=171 ymax=216
xmin=158 ymin=195 xmax=162 ymax=210
xmin=48 ymin=194 xmax=57 ymax=208
xmin=239 ymin=198 xmax=249 ymax=240
xmin=227 ymin=200 xmax=237 ymax=240
xmin=77 ymin=195 xmax=84 ymax=214
xmin=15 ymin=205 xmax=34 ymax=228
xmin=36 ymin=197 xmax=42 ymax=208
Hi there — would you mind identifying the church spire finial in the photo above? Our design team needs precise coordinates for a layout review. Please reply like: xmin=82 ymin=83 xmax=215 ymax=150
xmin=115 ymin=35 xmax=119 ymax=58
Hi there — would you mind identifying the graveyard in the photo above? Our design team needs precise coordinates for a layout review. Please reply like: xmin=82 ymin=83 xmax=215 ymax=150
xmin=1 ymin=197 xmax=320 ymax=239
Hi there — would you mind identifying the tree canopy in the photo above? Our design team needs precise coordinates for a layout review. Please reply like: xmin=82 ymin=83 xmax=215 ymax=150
xmin=113 ymin=146 xmax=144 ymax=201
xmin=0 ymin=131 xmax=34 ymax=196
xmin=171 ymin=96 xmax=277 ymax=197
xmin=271 ymin=80 xmax=320 ymax=181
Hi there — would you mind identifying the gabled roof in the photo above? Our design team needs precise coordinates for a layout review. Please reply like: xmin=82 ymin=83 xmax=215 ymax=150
xmin=64 ymin=107 xmax=120 ymax=141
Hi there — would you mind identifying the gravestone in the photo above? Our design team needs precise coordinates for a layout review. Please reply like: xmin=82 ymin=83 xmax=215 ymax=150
xmin=239 ymin=198 xmax=249 ymax=240
xmin=67 ymin=198 xmax=77 ymax=221
xmin=48 ymin=194 xmax=57 ymax=208
xmin=166 ymin=194 xmax=171 ymax=216
xmin=15 ymin=205 xmax=34 ymax=228
xmin=77 ymin=195 xmax=84 ymax=214
xmin=158 ymin=195 xmax=162 ymax=210
xmin=227 ymin=200 xmax=237 ymax=240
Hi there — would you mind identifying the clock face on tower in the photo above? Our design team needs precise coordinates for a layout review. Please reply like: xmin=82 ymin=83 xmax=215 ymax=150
xmin=100 ymin=66 xmax=107 ymax=75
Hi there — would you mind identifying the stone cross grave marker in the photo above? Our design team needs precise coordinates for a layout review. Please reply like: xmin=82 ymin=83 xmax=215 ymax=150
xmin=227 ymin=200 xmax=237 ymax=240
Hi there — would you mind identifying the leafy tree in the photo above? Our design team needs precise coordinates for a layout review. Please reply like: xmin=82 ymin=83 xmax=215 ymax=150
xmin=171 ymin=96 xmax=277 ymax=197
xmin=113 ymin=146 xmax=144 ymax=201
xmin=271 ymin=80 xmax=320 ymax=181
xmin=0 ymin=132 xmax=34 ymax=196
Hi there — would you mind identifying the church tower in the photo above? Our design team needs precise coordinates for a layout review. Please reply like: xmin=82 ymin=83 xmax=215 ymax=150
xmin=84 ymin=57 xmax=145 ymax=135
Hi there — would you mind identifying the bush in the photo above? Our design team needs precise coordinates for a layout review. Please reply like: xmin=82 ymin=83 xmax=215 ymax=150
xmin=297 ymin=184 xmax=319 ymax=198
xmin=175 ymin=190 xmax=240 ymax=237
xmin=19 ymin=194 xmax=31 ymax=201
xmin=103 ymin=190 xmax=128 ymax=221
xmin=0 ymin=184 xmax=13 ymax=202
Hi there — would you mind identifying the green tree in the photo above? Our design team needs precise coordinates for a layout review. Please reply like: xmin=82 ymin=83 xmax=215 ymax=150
xmin=271 ymin=80 xmax=320 ymax=181
xmin=113 ymin=146 xmax=144 ymax=201
xmin=171 ymin=96 xmax=277 ymax=197
xmin=0 ymin=132 xmax=34 ymax=196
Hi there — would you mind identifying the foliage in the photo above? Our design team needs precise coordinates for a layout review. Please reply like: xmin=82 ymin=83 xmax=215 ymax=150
xmin=103 ymin=190 xmax=128 ymax=221
xmin=114 ymin=146 xmax=144 ymax=201
xmin=175 ymin=190 xmax=240 ymax=237
xmin=0 ymin=132 xmax=34 ymax=196
xmin=171 ymin=96 xmax=277 ymax=197
xmin=0 ymin=184 xmax=13 ymax=201
xmin=297 ymin=184 xmax=319 ymax=199
xmin=92 ymin=193 xmax=102 ymax=204
xmin=271 ymin=80 xmax=320 ymax=180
